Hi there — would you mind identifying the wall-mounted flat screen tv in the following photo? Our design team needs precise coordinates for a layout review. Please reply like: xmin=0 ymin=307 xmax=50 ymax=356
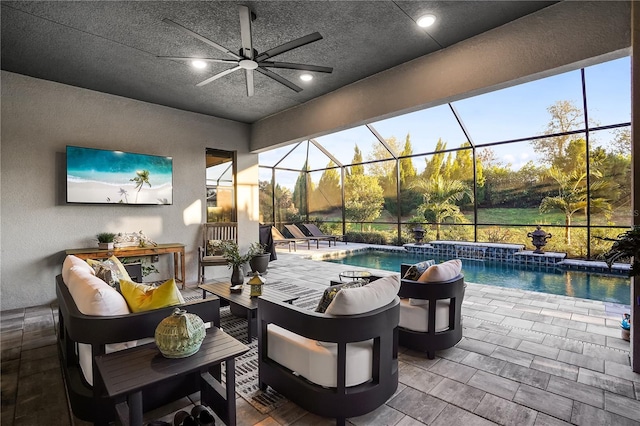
xmin=66 ymin=145 xmax=173 ymax=205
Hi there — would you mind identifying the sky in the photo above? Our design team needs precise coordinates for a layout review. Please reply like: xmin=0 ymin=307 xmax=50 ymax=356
xmin=259 ymin=56 xmax=631 ymax=189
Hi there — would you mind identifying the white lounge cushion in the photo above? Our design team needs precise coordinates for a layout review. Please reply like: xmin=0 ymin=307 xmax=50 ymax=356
xmin=325 ymin=274 xmax=400 ymax=316
xmin=62 ymin=255 xmax=94 ymax=284
xmin=399 ymin=298 xmax=451 ymax=333
xmin=267 ymin=324 xmax=373 ymax=388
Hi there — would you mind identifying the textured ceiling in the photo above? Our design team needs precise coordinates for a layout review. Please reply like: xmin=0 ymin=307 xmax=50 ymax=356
xmin=1 ymin=1 xmax=556 ymax=123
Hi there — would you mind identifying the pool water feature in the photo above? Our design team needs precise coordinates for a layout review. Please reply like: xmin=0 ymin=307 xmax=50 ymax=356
xmin=325 ymin=250 xmax=631 ymax=305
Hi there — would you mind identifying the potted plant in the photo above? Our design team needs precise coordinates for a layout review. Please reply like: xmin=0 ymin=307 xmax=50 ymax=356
xmin=220 ymin=241 xmax=251 ymax=285
xmin=96 ymin=232 xmax=116 ymax=250
xmin=248 ymin=242 xmax=271 ymax=275
xmin=600 ymin=225 xmax=640 ymax=341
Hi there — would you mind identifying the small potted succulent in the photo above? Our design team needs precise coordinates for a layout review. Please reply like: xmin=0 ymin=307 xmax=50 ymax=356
xmin=96 ymin=232 xmax=117 ymax=250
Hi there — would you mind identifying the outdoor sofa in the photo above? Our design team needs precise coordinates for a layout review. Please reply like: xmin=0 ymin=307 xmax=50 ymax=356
xmin=56 ymin=256 xmax=220 ymax=424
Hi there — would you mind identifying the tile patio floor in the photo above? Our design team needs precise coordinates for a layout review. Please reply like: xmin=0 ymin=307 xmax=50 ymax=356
xmin=2 ymin=244 xmax=639 ymax=425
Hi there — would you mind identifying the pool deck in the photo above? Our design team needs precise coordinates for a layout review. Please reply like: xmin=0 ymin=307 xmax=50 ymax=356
xmin=2 ymin=243 xmax=639 ymax=425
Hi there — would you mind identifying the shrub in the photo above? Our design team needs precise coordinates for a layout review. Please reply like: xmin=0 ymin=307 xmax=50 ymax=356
xmin=345 ymin=231 xmax=388 ymax=245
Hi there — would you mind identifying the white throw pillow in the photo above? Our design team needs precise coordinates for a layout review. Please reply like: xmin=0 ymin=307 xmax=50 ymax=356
xmin=62 ymin=255 xmax=94 ymax=284
xmin=417 ymin=259 xmax=462 ymax=283
xmin=325 ymin=275 xmax=400 ymax=316
xmin=411 ymin=259 xmax=462 ymax=306
xmin=66 ymin=267 xmax=130 ymax=316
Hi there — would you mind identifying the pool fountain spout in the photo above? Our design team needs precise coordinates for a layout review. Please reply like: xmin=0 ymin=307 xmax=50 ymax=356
xmin=528 ymin=226 xmax=552 ymax=254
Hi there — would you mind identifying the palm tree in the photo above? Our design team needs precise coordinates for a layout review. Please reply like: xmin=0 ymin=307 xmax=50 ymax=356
xmin=130 ymin=170 xmax=151 ymax=203
xmin=539 ymin=167 xmax=611 ymax=245
xmin=118 ymin=188 xmax=129 ymax=203
xmin=410 ymin=175 xmax=472 ymax=240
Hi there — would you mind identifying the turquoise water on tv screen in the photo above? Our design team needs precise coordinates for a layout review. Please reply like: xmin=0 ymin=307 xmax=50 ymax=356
xmin=325 ymin=250 xmax=631 ymax=305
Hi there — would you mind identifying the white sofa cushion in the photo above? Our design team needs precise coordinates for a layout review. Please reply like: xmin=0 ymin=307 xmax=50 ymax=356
xmin=66 ymin=266 xmax=134 ymax=385
xmin=267 ymin=324 xmax=373 ymax=388
xmin=62 ymin=255 xmax=94 ymax=284
xmin=325 ymin=275 xmax=400 ymax=316
xmin=399 ymin=298 xmax=451 ymax=333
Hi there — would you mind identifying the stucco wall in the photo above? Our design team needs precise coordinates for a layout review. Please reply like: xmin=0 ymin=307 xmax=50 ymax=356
xmin=251 ymin=1 xmax=631 ymax=151
xmin=0 ymin=71 xmax=256 ymax=310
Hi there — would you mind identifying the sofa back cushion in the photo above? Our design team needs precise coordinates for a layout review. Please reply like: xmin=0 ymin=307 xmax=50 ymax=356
xmin=66 ymin=267 xmax=131 ymax=317
xmin=315 ymin=280 xmax=366 ymax=313
xmin=62 ymin=255 xmax=94 ymax=284
xmin=325 ymin=274 xmax=400 ymax=316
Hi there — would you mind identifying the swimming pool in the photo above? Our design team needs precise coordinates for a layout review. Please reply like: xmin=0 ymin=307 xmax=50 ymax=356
xmin=325 ymin=250 xmax=631 ymax=305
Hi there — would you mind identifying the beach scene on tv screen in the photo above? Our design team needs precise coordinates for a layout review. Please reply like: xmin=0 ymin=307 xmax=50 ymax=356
xmin=67 ymin=146 xmax=173 ymax=204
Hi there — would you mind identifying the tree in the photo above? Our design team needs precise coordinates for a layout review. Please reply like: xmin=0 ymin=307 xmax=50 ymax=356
xmin=539 ymin=167 xmax=611 ymax=244
xmin=410 ymin=175 xmax=472 ymax=240
xmin=130 ymin=170 xmax=151 ymax=203
xmin=259 ymin=181 xmax=299 ymax=223
xmin=610 ymin=127 xmax=631 ymax=157
xmin=399 ymin=134 xmax=416 ymax=187
xmin=313 ymin=161 xmax=342 ymax=211
xmin=350 ymin=145 xmax=365 ymax=176
xmin=292 ymin=161 xmax=314 ymax=217
xmin=533 ymin=100 xmax=585 ymax=167
xmin=423 ymin=139 xmax=447 ymax=180
xmin=344 ymin=173 xmax=384 ymax=230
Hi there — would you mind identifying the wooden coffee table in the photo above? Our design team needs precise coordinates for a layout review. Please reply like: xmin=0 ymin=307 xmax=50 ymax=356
xmin=94 ymin=327 xmax=249 ymax=426
xmin=199 ymin=281 xmax=299 ymax=343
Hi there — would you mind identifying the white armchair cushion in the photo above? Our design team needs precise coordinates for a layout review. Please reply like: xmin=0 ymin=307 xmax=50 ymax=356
xmin=267 ymin=324 xmax=373 ymax=388
xmin=399 ymin=298 xmax=451 ymax=332
xmin=325 ymin=275 xmax=400 ymax=315
xmin=417 ymin=259 xmax=462 ymax=282
xmin=410 ymin=259 xmax=462 ymax=306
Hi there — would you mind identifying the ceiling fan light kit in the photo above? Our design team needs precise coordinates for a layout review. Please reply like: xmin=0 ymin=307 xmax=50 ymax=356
xmin=159 ymin=5 xmax=333 ymax=96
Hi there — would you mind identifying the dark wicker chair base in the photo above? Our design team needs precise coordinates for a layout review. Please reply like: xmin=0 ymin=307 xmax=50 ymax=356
xmin=258 ymin=297 xmax=400 ymax=426
xmin=399 ymin=265 xmax=465 ymax=359
xmin=56 ymin=275 xmax=221 ymax=425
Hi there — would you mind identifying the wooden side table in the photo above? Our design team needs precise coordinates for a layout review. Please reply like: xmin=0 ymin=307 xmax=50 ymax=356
xmin=66 ymin=243 xmax=187 ymax=288
xmin=94 ymin=328 xmax=249 ymax=426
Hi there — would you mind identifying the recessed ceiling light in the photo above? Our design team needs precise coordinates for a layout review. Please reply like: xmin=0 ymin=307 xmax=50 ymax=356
xmin=192 ymin=60 xmax=207 ymax=69
xmin=417 ymin=14 xmax=436 ymax=28
xmin=300 ymin=74 xmax=313 ymax=82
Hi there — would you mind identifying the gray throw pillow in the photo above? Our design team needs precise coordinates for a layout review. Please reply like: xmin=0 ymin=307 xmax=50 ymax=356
xmin=402 ymin=259 xmax=436 ymax=281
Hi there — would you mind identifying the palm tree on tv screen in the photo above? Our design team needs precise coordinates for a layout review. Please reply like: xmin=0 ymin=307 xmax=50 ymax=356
xmin=130 ymin=170 xmax=151 ymax=203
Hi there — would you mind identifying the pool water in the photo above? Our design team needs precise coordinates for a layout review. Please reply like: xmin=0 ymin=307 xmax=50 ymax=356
xmin=325 ymin=250 xmax=631 ymax=305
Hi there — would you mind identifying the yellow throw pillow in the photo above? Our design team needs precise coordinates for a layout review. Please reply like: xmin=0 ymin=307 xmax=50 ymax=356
xmin=119 ymin=278 xmax=185 ymax=313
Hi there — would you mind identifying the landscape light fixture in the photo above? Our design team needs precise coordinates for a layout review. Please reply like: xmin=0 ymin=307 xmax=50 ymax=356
xmin=417 ymin=14 xmax=436 ymax=28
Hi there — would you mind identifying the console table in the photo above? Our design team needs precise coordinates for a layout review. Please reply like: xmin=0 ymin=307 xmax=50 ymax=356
xmin=66 ymin=243 xmax=186 ymax=288
xmin=95 ymin=328 xmax=249 ymax=426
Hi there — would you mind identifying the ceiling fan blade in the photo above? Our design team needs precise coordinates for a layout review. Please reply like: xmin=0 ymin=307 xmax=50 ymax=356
xmin=196 ymin=66 xmax=241 ymax=87
xmin=238 ymin=5 xmax=253 ymax=59
xmin=158 ymin=56 xmax=239 ymax=65
xmin=256 ymin=67 xmax=302 ymax=92
xmin=255 ymin=32 xmax=323 ymax=62
xmin=245 ymin=69 xmax=254 ymax=97
xmin=259 ymin=61 xmax=333 ymax=73
xmin=162 ymin=18 xmax=241 ymax=60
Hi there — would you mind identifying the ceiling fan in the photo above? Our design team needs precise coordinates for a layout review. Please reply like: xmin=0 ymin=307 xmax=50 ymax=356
xmin=159 ymin=5 xmax=333 ymax=96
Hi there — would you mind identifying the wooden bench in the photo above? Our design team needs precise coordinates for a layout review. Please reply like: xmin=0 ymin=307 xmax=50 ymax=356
xmin=198 ymin=222 xmax=237 ymax=284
